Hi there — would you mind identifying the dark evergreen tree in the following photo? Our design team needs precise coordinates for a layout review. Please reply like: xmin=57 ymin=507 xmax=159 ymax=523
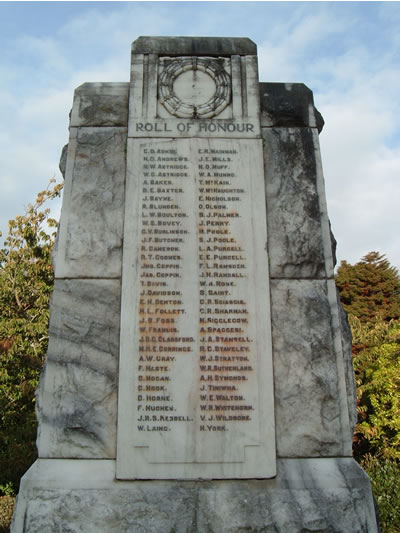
xmin=336 ymin=251 xmax=400 ymax=322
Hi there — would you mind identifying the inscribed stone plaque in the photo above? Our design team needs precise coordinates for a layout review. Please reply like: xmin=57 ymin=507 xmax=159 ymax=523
xmin=117 ymin=39 xmax=275 ymax=479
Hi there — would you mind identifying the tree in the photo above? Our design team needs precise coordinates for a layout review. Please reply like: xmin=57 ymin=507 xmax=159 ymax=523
xmin=0 ymin=179 xmax=63 ymax=494
xmin=336 ymin=252 xmax=400 ymax=458
xmin=350 ymin=315 xmax=400 ymax=460
xmin=336 ymin=251 xmax=400 ymax=323
xmin=337 ymin=253 xmax=400 ymax=531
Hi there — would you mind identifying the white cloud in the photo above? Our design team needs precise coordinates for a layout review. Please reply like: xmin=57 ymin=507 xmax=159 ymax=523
xmin=14 ymin=34 xmax=70 ymax=76
xmin=0 ymin=2 xmax=399 ymax=273
xmin=315 ymin=46 xmax=400 ymax=270
xmin=255 ymin=4 xmax=400 ymax=270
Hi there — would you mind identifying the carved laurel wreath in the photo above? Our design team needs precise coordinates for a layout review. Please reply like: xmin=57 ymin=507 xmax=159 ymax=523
xmin=158 ymin=57 xmax=231 ymax=119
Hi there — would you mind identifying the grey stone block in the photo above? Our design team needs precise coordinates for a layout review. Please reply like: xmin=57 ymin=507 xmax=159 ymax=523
xmin=36 ymin=279 xmax=120 ymax=459
xmin=58 ymin=143 xmax=68 ymax=179
xmin=70 ymin=83 xmax=129 ymax=127
xmin=260 ymin=82 xmax=324 ymax=132
xmin=54 ymin=127 xmax=126 ymax=278
xmin=12 ymin=458 xmax=378 ymax=533
xmin=338 ymin=292 xmax=358 ymax=436
xmin=132 ymin=36 xmax=257 ymax=56
xmin=270 ymin=279 xmax=348 ymax=456
xmin=263 ymin=127 xmax=327 ymax=279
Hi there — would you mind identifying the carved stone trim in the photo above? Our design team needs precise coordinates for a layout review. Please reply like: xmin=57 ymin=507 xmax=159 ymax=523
xmin=158 ymin=57 xmax=231 ymax=119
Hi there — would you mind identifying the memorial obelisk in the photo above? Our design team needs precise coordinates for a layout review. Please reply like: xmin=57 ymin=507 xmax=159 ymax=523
xmin=12 ymin=37 xmax=378 ymax=532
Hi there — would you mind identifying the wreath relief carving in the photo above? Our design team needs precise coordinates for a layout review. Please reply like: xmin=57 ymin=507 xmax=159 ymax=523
xmin=158 ymin=57 xmax=231 ymax=119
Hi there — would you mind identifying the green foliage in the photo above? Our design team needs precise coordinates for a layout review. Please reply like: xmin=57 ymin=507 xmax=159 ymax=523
xmin=350 ymin=315 xmax=400 ymax=460
xmin=0 ymin=179 xmax=63 ymax=495
xmin=361 ymin=455 xmax=400 ymax=533
xmin=336 ymin=251 xmax=400 ymax=323
xmin=337 ymin=253 xmax=400 ymax=530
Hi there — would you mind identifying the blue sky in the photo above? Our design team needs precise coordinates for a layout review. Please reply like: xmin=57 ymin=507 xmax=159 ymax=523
xmin=0 ymin=1 xmax=399 ymax=270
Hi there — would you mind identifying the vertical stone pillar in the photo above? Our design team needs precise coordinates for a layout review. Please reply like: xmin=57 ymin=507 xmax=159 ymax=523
xmin=260 ymin=82 xmax=356 ymax=459
xmin=36 ymin=82 xmax=129 ymax=459
xmin=117 ymin=36 xmax=275 ymax=480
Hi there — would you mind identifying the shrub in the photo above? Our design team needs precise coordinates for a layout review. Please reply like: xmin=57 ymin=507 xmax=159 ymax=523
xmin=361 ymin=454 xmax=400 ymax=533
xmin=0 ymin=179 xmax=63 ymax=494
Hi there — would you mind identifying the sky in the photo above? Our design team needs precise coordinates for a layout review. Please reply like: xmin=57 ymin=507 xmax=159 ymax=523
xmin=0 ymin=1 xmax=399 ymax=271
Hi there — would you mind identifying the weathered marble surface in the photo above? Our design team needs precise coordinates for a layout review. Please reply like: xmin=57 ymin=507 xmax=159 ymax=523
xmin=260 ymin=82 xmax=324 ymax=132
xmin=12 ymin=35 xmax=375 ymax=533
xmin=36 ymin=279 xmax=120 ymax=458
xmin=118 ymin=138 xmax=275 ymax=480
xmin=270 ymin=279 xmax=353 ymax=456
xmin=39 ymin=47 xmax=353 ymax=465
xmin=119 ymin=35 xmax=274 ymax=480
xmin=132 ymin=35 xmax=257 ymax=56
xmin=35 ymin=279 xmax=355 ymax=462
xmin=338 ymin=290 xmax=358 ymax=434
xmin=263 ymin=127 xmax=329 ymax=279
xmin=54 ymin=126 xmax=126 ymax=279
xmin=70 ymin=82 xmax=129 ymax=127
xmin=12 ymin=458 xmax=378 ymax=533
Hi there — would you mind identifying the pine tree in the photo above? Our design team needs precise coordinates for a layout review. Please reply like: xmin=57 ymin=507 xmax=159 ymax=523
xmin=336 ymin=251 xmax=400 ymax=322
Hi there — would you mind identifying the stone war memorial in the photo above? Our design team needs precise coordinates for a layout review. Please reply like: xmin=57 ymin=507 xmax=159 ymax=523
xmin=12 ymin=37 xmax=379 ymax=532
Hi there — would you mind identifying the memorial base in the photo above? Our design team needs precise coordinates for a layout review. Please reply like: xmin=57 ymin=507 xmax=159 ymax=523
xmin=12 ymin=458 xmax=378 ymax=533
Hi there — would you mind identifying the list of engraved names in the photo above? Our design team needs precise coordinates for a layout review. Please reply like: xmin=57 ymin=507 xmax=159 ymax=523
xmin=133 ymin=138 xmax=262 ymax=462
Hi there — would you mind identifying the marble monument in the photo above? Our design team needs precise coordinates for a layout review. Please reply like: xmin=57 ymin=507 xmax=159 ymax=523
xmin=12 ymin=37 xmax=378 ymax=532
